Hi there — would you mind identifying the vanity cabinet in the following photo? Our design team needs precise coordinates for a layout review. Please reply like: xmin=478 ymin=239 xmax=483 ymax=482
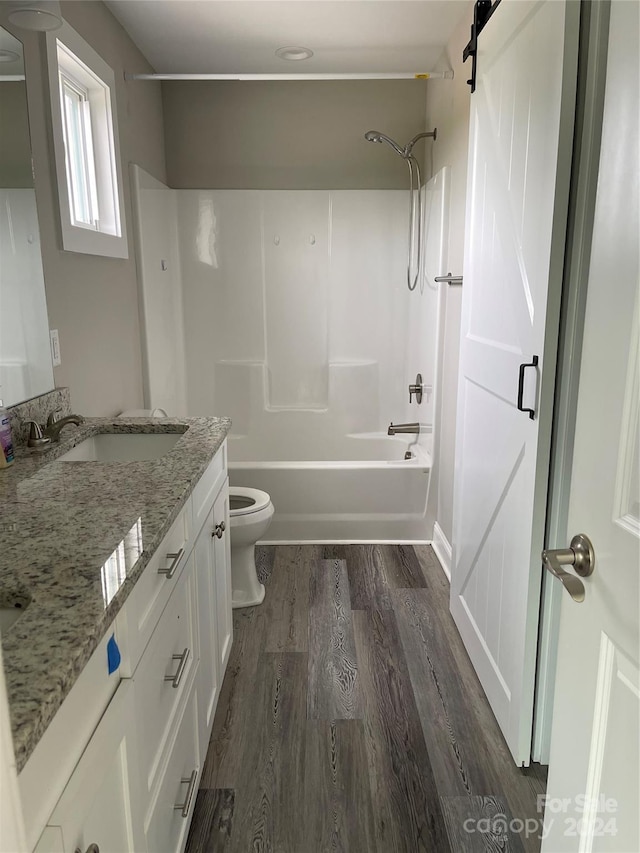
xmin=25 ymin=440 xmax=232 ymax=853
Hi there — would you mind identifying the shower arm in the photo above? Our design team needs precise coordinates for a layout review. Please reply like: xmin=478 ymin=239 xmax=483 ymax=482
xmin=404 ymin=129 xmax=437 ymax=157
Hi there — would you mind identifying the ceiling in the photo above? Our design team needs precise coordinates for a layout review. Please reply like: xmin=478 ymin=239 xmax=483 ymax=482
xmin=105 ymin=0 xmax=470 ymax=74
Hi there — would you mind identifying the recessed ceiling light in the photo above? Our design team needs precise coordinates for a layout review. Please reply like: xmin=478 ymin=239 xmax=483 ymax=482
xmin=0 ymin=50 xmax=20 ymax=63
xmin=7 ymin=1 xmax=62 ymax=32
xmin=275 ymin=46 xmax=314 ymax=62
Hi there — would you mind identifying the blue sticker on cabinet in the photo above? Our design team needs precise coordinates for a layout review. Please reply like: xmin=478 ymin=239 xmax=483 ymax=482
xmin=107 ymin=634 xmax=121 ymax=674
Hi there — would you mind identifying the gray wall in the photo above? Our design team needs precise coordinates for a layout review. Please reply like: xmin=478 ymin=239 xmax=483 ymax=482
xmin=6 ymin=0 xmax=166 ymax=415
xmin=163 ymin=80 xmax=427 ymax=189
xmin=0 ymin=82 xmax=32 ymax=187
xmin=425 ymin=2 xmax=473 ymax=547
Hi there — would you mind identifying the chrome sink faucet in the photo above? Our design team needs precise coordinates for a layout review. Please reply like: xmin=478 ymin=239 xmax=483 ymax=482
xmin=43 ymin=411 xmax=85 ymax=442
xmin=388 ymin=422 xmax=420 ymax=436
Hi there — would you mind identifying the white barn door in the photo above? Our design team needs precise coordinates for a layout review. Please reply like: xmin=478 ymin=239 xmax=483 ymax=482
xmin=451 ymin=0 xmax=578 ymax=765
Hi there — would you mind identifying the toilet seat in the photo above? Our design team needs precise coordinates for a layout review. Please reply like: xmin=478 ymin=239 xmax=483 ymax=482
xmin=229 ymin=487 xmax=271 ymax=517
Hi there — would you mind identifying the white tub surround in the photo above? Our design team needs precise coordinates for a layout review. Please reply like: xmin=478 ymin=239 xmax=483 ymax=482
xmin=132 ymin=168 xmax=450 ymax=541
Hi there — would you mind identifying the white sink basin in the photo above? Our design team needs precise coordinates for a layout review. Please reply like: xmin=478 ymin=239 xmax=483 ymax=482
xmin=0 ymin=590 xmax=30 ymax=633
xmin=57 ymin=432 xmax=182 ymax=463
xmin=0 ymin=607 xmax=25 ymax=633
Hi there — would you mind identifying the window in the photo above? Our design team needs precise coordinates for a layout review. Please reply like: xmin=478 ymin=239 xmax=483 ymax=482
xmin=60 ymin=67 xmax=99 ymax=229
xmin=46 ymin=23 xmax=128 ymax=258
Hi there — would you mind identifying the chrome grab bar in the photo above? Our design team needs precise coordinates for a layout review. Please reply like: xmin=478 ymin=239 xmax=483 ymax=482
xmin=434 ymin=272 xmax=463 ymax=286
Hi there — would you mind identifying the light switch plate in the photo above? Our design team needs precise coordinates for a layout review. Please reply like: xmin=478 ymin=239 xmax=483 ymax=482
xmin=49 ymin=329 xmax=61 ymax=367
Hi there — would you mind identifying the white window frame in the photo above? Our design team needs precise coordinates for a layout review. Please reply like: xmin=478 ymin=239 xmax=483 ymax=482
xmin=45 ymin=22 xmax=128 ymax=258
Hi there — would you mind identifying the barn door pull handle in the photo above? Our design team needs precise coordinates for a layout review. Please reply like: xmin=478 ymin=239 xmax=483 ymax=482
xmin=517 ymin=356 xmax=539 ymax=419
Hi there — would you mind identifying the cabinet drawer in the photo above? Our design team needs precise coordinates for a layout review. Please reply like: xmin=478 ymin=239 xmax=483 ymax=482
xmin=118 ymin=504 xmax=191 ymax=671
xmin=192 ymin=441 xmax=226 ymax=534
xmin=145 ymin=684 xmax=200 ymax=853
xmin=134 ymin=552 xmax=197 ymax=800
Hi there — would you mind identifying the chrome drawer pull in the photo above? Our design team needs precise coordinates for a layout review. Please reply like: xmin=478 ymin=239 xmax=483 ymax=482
xmin=174 ymin=769 xmax=198 ymax=818
xmin=158 ymin=548 xmax=184 ymax=579
xmin=75 ymin=845 xmax=99 ymax=853
xmin=164 ymin=647 xmax=190 ymax=688
xmin=213 ymin=520 xmax=226 ymax=539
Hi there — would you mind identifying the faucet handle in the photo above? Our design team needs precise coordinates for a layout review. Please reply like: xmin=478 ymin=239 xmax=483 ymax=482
xmin=409 ymin=373 xmax=423 ymax=404
xmin=27 ymin=421 xmax=51 ymax=449
xmin=46 ymin=410 xmax=62 ymax=428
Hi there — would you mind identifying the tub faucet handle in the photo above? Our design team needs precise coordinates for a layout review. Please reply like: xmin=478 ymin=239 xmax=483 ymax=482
xmin=409 ymin=373 xmax=423 ymax=404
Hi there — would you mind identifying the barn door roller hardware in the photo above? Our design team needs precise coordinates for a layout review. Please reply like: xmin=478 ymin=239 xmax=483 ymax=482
xmin=463 ymin=0 xmax=502 ymax=93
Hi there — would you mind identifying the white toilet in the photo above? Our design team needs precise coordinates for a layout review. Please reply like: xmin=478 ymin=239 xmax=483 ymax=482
xmin=229 ymin=487 xmax=274 ymax=608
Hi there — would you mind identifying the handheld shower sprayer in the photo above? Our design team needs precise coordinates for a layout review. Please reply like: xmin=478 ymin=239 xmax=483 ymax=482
xmin=364 ymin=127 xmax=437 ymax=291
xmin=364 ymin=130 xmax=406 ymax=157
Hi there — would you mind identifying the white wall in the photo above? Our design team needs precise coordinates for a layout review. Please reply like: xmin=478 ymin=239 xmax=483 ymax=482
xmin=425 ymin=2 xmax=474 ymax=546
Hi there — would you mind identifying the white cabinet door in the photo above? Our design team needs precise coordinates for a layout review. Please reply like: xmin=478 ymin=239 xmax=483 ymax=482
xmin=46 ymin=681 xmax=146 ymax=853
xmin=213 ymin=479 xmax=232 ymax=677
xmin=451 ymin=0 xmax=578 ymax=764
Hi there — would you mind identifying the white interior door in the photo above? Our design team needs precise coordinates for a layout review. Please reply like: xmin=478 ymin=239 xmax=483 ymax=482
xmin=451 ymin=0 xmax=578 ymax=764
xmin=543 ymin=2 xmax=640 ymax=850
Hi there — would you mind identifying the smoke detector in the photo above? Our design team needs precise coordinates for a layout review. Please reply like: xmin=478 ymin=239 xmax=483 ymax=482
xmin=275 ymin=46 xmax=314 ymax=62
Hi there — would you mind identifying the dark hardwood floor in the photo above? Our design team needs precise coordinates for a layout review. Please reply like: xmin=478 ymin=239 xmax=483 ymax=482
xmin=187 ymin=544 xmax=547 ymax=853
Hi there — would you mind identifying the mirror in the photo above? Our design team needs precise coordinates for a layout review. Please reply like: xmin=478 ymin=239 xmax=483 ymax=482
xmin=0 ymin=26 xmax=54 ymax=406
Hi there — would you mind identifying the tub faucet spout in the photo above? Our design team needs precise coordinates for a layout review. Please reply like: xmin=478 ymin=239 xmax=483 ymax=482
xmin=388 ymin=422 xmax=420 ymax=436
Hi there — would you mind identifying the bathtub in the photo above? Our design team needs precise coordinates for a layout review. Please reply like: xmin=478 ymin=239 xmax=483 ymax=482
xmin=228 ymin=432 xmax=431 ymax=542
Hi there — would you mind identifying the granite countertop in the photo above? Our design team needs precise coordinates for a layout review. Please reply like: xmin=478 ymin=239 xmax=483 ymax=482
xmin=0 ymin=416 xmax=231 ymax=772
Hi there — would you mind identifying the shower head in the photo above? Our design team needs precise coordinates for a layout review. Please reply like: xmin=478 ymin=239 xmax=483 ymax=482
xmin=365 ymin=128 xmax=437 ymax=159
xmin=364 ymin=130 xmax=405 ymax=157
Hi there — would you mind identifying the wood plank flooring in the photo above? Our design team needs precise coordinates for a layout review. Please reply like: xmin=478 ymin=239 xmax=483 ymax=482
xmin=191 ymin=544 xmax=547 ymax=853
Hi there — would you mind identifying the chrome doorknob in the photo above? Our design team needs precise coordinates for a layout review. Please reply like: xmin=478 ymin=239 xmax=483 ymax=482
xmin=541 ymin=534 xmax=595 ymax=603
xmin=213 ymin=521 xmax=226 ymax=539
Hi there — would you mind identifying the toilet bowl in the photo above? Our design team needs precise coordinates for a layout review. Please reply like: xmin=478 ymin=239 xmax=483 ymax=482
xmin=229 ymin=487 xmax=274 ymax=608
